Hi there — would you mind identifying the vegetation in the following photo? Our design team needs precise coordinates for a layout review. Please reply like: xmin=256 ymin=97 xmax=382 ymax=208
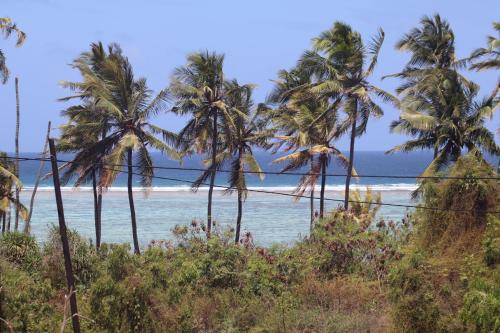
xmin=0 ymin=154 xmax=498 ymax=332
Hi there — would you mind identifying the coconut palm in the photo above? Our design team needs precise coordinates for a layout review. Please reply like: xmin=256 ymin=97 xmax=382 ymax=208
xmin=385 ymin=14 xmax=498 ymax=176
xmin=272 ymin=96 xmax=351 ymax=221
xmin=298 ymin=22 xmax=397 ymax=210
xmin=468 ymin=22 xmax=500 ymax=72
xmin=388 ymin=84 xmax=498 ymax=174
xmin=0 ymin=17 xmax=25 ymax=84
xmin=467 ymin=21 xmax=500 ymax=110
xmin=60 ymin=42 xmax=178 ymax=254
xmin=170 ymin=51 xmax=234 ymax=237
xmin=218 ymin=80 xmax=271 ymax=243
xmin=58 ymin=102 xmax=107 ymax=250
xmin=0 ymin=152 xmax=26 ymax=233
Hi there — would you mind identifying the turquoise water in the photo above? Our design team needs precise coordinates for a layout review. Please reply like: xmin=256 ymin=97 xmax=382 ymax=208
xmin=21 ymin=188 xmax=412 ymax=247
xmin=12 ymin=150 xmax=491 ymax=247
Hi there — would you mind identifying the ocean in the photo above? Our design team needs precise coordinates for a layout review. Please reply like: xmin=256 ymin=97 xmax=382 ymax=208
xmin=10 ymin=150 xmax=480 ymax=246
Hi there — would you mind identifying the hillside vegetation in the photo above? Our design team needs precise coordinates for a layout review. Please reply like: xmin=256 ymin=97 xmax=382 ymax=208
xmin=0 ymin=154 xmax=498 ymax=332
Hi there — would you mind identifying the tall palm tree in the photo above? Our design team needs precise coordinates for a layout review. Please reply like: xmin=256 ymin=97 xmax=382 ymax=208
xmin=0 ymin=17 xmax=25 ymax=84
xmin=0 ymin=152 xmax=26 ymax=233
xmin=267 ymin=68 xmax=320 ymax=226
xmin=467 ymin=22 xmax=499 ymax=170
xmin=298 ymin=22 xmax=396 ymax=210
xmin=58 ymin=102 xmax=107 ymax=250
xmin=271 ymin=95 xmax=351 ymax=220
xmin=385 ymin=14 xmax=473 ymax=159
xmin=468 ymin=22 xmax=500 ymax=73
xmin=388 ymin=84 xmax=498 ymax=174
xmin=220 ymin=80 xmax=270 ymax=243
xmin=170 ymin=51 xmax=234 ymax=238
xmin=60 ymin=42 xmax=178 ymax=254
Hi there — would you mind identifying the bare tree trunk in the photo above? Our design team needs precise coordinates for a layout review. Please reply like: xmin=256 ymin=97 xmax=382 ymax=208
xmin=319 ymin=153 xmax=327 ymax=219
xmin=25 ymin=121 xmax=51 ymax=233
xmin=207 ymin=110 xmax=218 ymax=238
xmin=235 ymin=148 xmax=243 ymax=244
xmin=344 ymin=104 xmax=357 ymax=210
xmin=92 ymin=169 xmax=101 ymax=251
xmin=127 ymin=149 xmax=140 ymax=254
xmin=14 ymin=77 xmax=20 ymax=231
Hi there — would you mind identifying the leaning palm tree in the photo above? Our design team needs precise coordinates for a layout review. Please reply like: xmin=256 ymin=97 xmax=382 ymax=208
xmin=170 ymin=51 xmax=234 ymax=238
xmin=60 ymin=42 xmax=178 ymax=254
xmin=220 ymin=80 xmax=271 ymax=243
xmin=388 ymin=83 xmax=498 ymax=175
xmin=0 ymin=152 xmax=27 ymax=232
xmin=298 ymin=22 xmax=396 ymax=210
xmin=0 ymin=17 xmax=25 ymax=84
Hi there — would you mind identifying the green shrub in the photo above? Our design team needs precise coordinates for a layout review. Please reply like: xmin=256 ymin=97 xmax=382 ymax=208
xmin=0 ymin=232 xmax=41 ymax=272
xmin=42 ymin=225 xmax=99 ymax=287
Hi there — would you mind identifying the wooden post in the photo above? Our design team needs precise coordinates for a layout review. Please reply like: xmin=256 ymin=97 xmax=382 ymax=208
xmin=48 ymin=138 xmax=81 ymax=333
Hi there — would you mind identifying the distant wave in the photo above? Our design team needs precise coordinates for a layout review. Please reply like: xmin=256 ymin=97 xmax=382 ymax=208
xmin=23 ymin=183 xmax=418 ymax=192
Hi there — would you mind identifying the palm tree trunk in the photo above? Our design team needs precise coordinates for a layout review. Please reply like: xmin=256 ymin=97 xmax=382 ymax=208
xmin=25 ymin=121 xmax=51 ymax=233
xmin=7 ymin=205 xmax=11 ymax=232
xmin=207 ymin=110 xmax=218 ymax=238
xmin=310 ymin=157 xmax=315 ymax=231
xmin=319 ymin=153 xmax=327 ymax=219
xmin=92 ymin=169 xmax=101 ymax=251
xmin=127 ymin=149 xmax=140 ymax=255
xmin=235 ymin=148 xmax=244 ymax=244
xmin=433 ymin=145 xmax=438 ymax=159
xmin=344 ymin=106 xmax=357 ymax=210
xmin=14 ymin=77 xmax=20 ymax=231
xmin=1 ymin=212 xmax=5 ymax=234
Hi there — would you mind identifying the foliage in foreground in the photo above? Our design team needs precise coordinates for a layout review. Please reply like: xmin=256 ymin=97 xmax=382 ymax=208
xmin=0 ymin=156 xmax=498 ymax=333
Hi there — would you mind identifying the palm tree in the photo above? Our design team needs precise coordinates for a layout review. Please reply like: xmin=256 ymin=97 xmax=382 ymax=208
xmin=385 ymin=14 xmax=498 ymax=175
xmin=385 ymin=14 xmax=473 ymax=159
xmin=60 ymin=42 xmax=178 ymax=254
xmin=58 ymin=102 xmax=107 ymax=250
xmin=0 ymin=152 xmax=26 ymax=233
xmin=298 ymin=22 xmax=396 ymax=210
xmin=388 ymin=84 xmax=498 ymax=174
xmin=267 ymin=68 xmax=320 ymax=226
xmin=219 ymin=80 xmax=270 ymax=243
xmin=0 ymin=17 xmax=25 ymax=84
xmin=468 ymin=22 xmax=500 ymax=73
xmin=170 ymin=51 xmax=234 ymax=238
xmin=271 ymin=95 xmax=351 ymax=221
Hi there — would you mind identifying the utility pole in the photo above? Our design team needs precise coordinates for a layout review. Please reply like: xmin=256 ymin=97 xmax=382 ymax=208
xmin=48 ymin=138 xmax=81 ymax=333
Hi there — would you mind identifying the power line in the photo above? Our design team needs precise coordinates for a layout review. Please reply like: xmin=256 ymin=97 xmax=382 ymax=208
xmin=4 ymin=155 xmax=499 ymax=214
xmin=55 ymin=159 xmax=500 ymax=214
xmin=6 ymin=155 xmax=500 ymax=181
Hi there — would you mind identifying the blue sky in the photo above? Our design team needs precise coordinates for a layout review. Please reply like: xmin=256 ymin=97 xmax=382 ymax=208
xmin=1 ymin=0 xmax=499 ymax=152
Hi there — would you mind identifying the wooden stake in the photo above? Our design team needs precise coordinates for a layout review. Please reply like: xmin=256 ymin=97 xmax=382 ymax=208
xmin=48 ymin=138 xmax=81 ymax=333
